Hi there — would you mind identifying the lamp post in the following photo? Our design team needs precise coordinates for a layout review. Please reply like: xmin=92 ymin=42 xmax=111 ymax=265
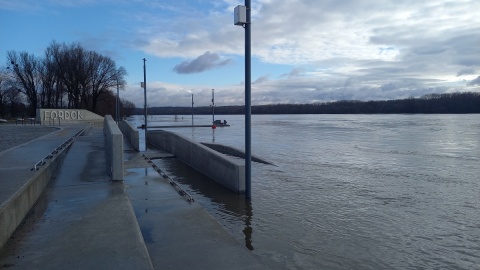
xmin=143 ymin=58 xmax=148 ymax=151
xmin=192 ymin=93 xmax=194 ymax=126
xmin=211 ymin=89 xmax=215 ymax=124
xmin=234 ymin=1 xmax=252 ymax=199
xmin=116 ymin=80 xmax=120 ymax=123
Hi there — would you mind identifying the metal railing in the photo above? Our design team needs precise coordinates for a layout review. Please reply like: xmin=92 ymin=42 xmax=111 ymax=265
xmin=141 ymin=153 xmax=194 ymax=203
xmin=31 ymin=128 xmax=85 ymax=171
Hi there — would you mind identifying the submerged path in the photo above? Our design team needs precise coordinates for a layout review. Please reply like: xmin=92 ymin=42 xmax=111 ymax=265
xmin=0 ymin=124 xmax=268 ymax=269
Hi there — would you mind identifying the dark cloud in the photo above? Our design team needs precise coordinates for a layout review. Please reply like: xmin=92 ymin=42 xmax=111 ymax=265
xmin=132 ymin=1 xmax=480 ymax=105
xmin=173 ymin=51 xmax=233 ymax=74
xmin=457 ymin=68 xmax=476 ymax=77
xmin=468 ymin=76 xmax=480 ymax=86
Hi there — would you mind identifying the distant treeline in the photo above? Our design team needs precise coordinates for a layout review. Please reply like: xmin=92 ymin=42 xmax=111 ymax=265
xmin=135 ymin=92 xmax=480 ymax=115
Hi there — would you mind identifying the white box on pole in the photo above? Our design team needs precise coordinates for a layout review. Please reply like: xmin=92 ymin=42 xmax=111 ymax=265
xmin=234 ymin=5 xmax=247 ymax=25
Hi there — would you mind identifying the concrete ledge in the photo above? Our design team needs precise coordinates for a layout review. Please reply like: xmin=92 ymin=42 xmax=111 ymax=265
xmin=104 ymin=115 xmax=124 ymax=181
xmin=0 ymin=143 xmax=71 ymax=250
xmin=148 ymin=130 xmax=245 ymax=193
xmin=36 ymin=109 xmax=104 ymax=126
xmin=202 ymin=142 xmax=275 ymax=165
xmin=119 ymin=120 xmax=139 ymax=151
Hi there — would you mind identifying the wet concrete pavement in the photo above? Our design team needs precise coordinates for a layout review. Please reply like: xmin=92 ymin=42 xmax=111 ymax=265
xmin=0 ymin=125 xmax=268 ymax=269
xmin=0 ymin=126 xmax=82 ymax=207
xmin=0 ymin=126 xmax=153 ymax=269
xmin=124 ymin=147 xmax=267 ymax=269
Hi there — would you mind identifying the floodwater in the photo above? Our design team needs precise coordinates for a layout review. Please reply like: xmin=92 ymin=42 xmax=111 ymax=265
xmin=130 ymin=114 xmax=480 ymax=269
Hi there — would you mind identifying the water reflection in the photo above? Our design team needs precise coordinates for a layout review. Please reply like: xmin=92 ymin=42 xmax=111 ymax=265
xmin=153 ymin=157 xmax=255 ymax=250
xmin=133 ymin=114 xmax=480 ymax=269
xmin=243 ymin=200 xmax=254 ymax=250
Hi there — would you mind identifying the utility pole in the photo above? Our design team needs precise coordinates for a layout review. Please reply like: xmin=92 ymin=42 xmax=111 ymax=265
xmin=212 ymin=89 xmax=215 ymax=124
xmin=143 ymin=58 xmax=147 ymax=151
xmin=234 ymin=1 xmax=252 ymax=198
xmin=116 ymin=80 xmax=120 ymax=123
xmin=244 ymin=0 xmax=252 ymax=199
xmin=192 ymin=94 xmax=195 ymax=126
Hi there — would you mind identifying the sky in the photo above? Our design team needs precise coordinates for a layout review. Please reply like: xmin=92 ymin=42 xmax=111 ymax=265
xmin=1 ymin=0 xmax=479 ymax=108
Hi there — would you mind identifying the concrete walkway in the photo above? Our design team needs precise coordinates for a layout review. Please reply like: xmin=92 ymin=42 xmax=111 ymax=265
xmin=124 ymin=146 xmax=267 ymax=269
xmin=0 ymin=124 xmax=267 ymax=269
xmin=0 ymin=125 xmax=82 ymax=205
xmin=0 ymin=126 xmax=153 ymax=269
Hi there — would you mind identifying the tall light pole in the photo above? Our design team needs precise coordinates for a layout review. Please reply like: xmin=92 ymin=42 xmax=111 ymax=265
xmin=211 ymin=89 xmax=215 ymax=124
xmin=235 ymin=2 xmax=252 ymax=199
xmin=116 ymin=80 xmax=120 ymax=123
xmin=143 ymin=58 xmax=148 ymax=151
xmin=192 ymin=93 xmax=194 ymax=126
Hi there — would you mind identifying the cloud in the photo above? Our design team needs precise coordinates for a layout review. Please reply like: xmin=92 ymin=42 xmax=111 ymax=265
xmin=123 ymin=71 xmax=477 ymax=108
xmin=137 ymin=1 xmax=479 ymax=76
xmin=468 ymin=76 xmax=480 ymax=86
xmin=280 ymin=68 xmax=305 ymax=78
xmin=457 ymin=68 xmax=476 ymax=77
xmin=125 ymin=0 xmax=480 ymax=105
xmin=173 ymin=51 xmax=233 ymax=74
xmin=253 ymin=74 xmax=269 ymax=84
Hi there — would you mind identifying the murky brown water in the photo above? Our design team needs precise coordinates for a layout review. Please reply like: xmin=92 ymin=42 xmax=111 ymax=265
xmin=132 ymin=114 xmax=480 ymax=269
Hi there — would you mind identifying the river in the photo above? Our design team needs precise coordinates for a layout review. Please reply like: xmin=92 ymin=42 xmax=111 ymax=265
xmin=130 ymin=114 xmax=480 ymax=269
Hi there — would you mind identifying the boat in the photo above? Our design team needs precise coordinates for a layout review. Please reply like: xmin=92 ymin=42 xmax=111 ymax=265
xmin=209 ymin=89 xmax=230 ymax=127
xmin=213 ymin=119 xmax=230 ymax=127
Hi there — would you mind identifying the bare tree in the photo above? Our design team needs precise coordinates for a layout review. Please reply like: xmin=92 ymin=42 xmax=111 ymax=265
xmin=121 ymin=98 xmax=136 ymax=117
xmin=53 ymin=43 xmax=88 ymax=109
xmin=7 ymin=41 xmax=128 ymax=115
xmin=94 ymin=90 xmax=116 ymax=116
xmin=87 ymin=51 xmax=127 ymax=113
xmin=0 ymin=67 xmax=11 ymax=118
xmin=46 ymin=41 xmax=127 ymax=112
xmin=6 ymin=51 xmax=39 ymax=116
xmin=38 ymin=44 xmax=63 ymax=108
xmin=5 ymin=87 xmax=24 ymax=118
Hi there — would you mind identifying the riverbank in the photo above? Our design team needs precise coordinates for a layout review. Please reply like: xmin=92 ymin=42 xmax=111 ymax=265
xmin=0 ymin=123 xmax=268 ymax=269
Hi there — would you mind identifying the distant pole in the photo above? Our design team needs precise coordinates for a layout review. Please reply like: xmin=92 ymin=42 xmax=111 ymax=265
xmin=245 ymin=0 xmax=252 ymax=199
xmin=212 ymin=89 xmax=215 ymax=124
xmin=192 ymin=94 xmax=194 ymax=126
xmin=116 ymin=80 xmax=119 ymax=123
xmin=143 ymin=58 xmax=148 ymax=151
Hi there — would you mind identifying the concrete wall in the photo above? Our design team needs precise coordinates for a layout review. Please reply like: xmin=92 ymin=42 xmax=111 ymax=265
xmin=37 ymin=109 xmax=104 ymax=126
xmin=201 ymin=142 xmax=274 ymax=165
xmin=104 ymin=115 xmax=124 ymax=181
xmin=147 ymin=130 xmax=245 ymax=193
xmin=0 ymin=143 xmax=71 ymax=250
xmin=118 ymin=120 xmax=139 ymax=151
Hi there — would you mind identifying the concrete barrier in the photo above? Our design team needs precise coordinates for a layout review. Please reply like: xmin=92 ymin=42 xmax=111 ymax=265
xmin=119 ymin=120 xmax=139 ymax=151
xmin=201 ymin=142 xmax=274 ymax=165
xmin=104 ymin=115 xmax=123 ymax=181
xmin=147 ymin=130 xmax=245 ymax=193
xmin=0 ymin=143 xmax=71 ymax=250
xmin=36 ymin=109 xmax=104 ymax=126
